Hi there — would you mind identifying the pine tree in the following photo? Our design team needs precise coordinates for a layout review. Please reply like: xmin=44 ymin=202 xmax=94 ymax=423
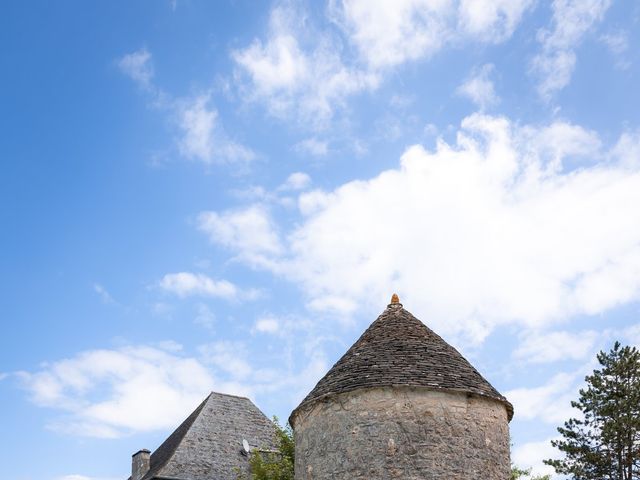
xmin=545 ymin=342 xmax=640 ymax=479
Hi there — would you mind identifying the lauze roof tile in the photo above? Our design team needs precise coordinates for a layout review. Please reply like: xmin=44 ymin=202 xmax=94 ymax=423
xmin=290 ymin=298 xmax=513 ymax=424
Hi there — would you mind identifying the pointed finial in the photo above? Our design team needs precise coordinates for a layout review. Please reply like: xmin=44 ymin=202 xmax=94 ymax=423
xmin=390 ymin=293 xmax=400 ymax=304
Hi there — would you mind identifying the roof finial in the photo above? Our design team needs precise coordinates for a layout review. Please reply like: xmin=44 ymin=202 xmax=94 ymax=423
xmin=390 ymin=293 xmax=400 ymax=304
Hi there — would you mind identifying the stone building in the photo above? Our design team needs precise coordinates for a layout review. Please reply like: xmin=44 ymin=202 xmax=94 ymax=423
xmin=127 ymin=296 xmax=512 ymax=480
xmin=289 ymin=295 xmax=513 ymax=479
xmin=128 ymin=392 xmax=276 ymax=480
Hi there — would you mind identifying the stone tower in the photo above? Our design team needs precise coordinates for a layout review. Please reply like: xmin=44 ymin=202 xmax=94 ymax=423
xmin=289 ymin=295 xmax=513 ymax=480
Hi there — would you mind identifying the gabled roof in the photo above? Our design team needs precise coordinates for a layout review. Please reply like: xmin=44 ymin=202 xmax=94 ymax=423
xmin=290 ymin=299 xmax=513 ymax=424
xmin=137 ymin=392 xmax=276 ymax=480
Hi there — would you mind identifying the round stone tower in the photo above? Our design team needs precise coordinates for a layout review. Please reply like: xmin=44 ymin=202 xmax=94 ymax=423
xmin=289 ymin=295 xmax=513 ymax=480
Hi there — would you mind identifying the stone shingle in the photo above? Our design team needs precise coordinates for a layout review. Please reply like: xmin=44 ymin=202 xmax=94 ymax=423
xmin=135 ymin=392 xmax=276 ymax=480
xmin=290 ymin=302 xmax=513 ymax=425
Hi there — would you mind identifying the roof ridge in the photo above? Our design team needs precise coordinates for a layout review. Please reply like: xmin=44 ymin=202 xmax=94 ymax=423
xmin=141 ymin=393 xmax=212 ymax=480
xmin=208 ymin=391 xmax=251 ymax=400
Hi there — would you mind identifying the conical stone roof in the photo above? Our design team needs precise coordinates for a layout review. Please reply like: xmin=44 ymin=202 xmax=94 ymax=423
xmin=290 ymin=298 xmax=513 ymax=424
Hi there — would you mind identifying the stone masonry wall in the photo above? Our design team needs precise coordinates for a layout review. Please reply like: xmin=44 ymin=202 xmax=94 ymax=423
xmin=292 ymin=387 xmax=510 ymax=480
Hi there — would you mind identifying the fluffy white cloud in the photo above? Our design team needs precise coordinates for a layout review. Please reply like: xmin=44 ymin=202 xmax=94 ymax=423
xmin=279 ymin=172 xmax=312 ymax=191
xmin=514 ymin=329 xmax=599 ymax=364
xmin=331 ymin=0 xmax=453 ymax=69
xmin=19 ymin=335 xmax=333 ymax=438
xmin=531 ymin=0 xmax=612 ymax=99
xmin=232 ymin=6 xmax=378 ymax=127
xmin=18 ymin=345 xmax=217 ymax=437
xmin=197 ymin=204 xmax=283 ymax=266
xmin=512 ymin=439 xmax=559 ymax=478
xmin=623 ymin=323 xmax=640 ymax=346
xmin=518 ymin=121 xmax=602 ymax=173
xmin=199 ymin=114 xmax=640 ymax=342
xmin=611 ymin=129 xmax=640 ymax=169
xmin=117 ymin=48 xmax=154 ymax=89
xmin=118 ymin=51 xmax=255 ymax=166
xmin=254 ymin=316 xmax=280 ymax=334
xmin=506 ymin=372 xmax=580 ymax=424
xmin=331 ymin=0 xmax=534 ymax=69
xmin=233 ymin=1 xmax=535 ymax=128
xmin=177 ymin=95 xmax=256 ymax=165
xmin=457 ymin=0 xmax=535 ymax=42
xmin=456 ymin=63 xmax=499 ymax=109
xmin=159 ymin=272 xmax=239 ymax=300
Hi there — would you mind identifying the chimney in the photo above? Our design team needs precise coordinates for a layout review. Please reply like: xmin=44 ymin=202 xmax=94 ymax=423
xmin=132 ymin=449 xmax=151 ymax=480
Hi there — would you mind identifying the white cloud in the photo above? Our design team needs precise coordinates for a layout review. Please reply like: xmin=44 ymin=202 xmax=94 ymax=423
xmin=518 ymin=121 xmax=602 ymax=172
xmin=600 ymin=30 xmax=628 ymax=55
xmin=456 ymin=63 xmax=499 ymax=109
xmin=177 ymin=94 xmax=256 ymax=165
xmin=196 ymin=336 xmax=331 ymax=409
xmin=197 ymin=204 xmax=283 ymax=266
xmin=514 ymin=329 xmax=599 ymax=363
xmin=610 ymin=129 xmax=640 ymax=169
xmin=159 ymin=272 xmax=239 ymax=300
xmin=177 ymin=95 xmax=217 ymax=161
xmin=457 ymin=0 xmax=535 ymax=42
xmin=623 ymin=323 xmax=640 ymax=346
xmin=254 ymin=316 xmax=280 ymax=334
xmin=233 ymin=1 xmax=535 ymax=129
xmin=294 ymin=138 xmax=329 ymax=157
xmin=118 ymin=51 xmax=255 ymax=167
xmin=512 ymin=439 xmax=559 ymax=478
xmin=199 ymin=114 xmax=640 ymax=342
xmin=232 ymin=6 xmax=378 ymax=128
xmin=506 ymin=372 xmax=579 ymax=424
xmin=331 ymin=0 xmax=533 ymax=69
xmin=330 ymin=0 xmax=453 ymax=69
xmin=117 ymin=48 xmax=154 ymax=89
xmin=532 ymin=0 xmax=612 ymax=99
xmin=18 ymin=345 xmax=216 ymax=437
xmin=279 ymin=172 xmax=312 ymax=191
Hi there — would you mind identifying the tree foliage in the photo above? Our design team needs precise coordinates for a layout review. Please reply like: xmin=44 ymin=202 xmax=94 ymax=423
xmin=239 ymin=417 xmax=294 ymax=480
xmin=545 ymin=342 xmax=640 ymax=479
xmin=511 ymin=465 xmax=551 ymax=480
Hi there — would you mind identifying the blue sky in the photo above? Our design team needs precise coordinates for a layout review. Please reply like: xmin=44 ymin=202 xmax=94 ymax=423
xmin=1 ymin=1 xmax=640 ymax=479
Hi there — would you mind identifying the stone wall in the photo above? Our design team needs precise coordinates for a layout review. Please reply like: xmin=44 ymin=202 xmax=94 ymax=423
xmin=292 ymin=386 xmax=510 ymax=480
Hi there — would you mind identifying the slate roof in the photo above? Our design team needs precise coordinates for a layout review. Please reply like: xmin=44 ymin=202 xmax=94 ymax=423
xmin=290 ymin=300 xmax=513 ymax=424
xmin=132 ymin=392 xmax=276 ymax=480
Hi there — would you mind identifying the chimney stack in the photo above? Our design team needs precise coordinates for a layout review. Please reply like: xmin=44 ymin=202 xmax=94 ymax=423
xmin=132 ymin=449 xmax=151 ymax=480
